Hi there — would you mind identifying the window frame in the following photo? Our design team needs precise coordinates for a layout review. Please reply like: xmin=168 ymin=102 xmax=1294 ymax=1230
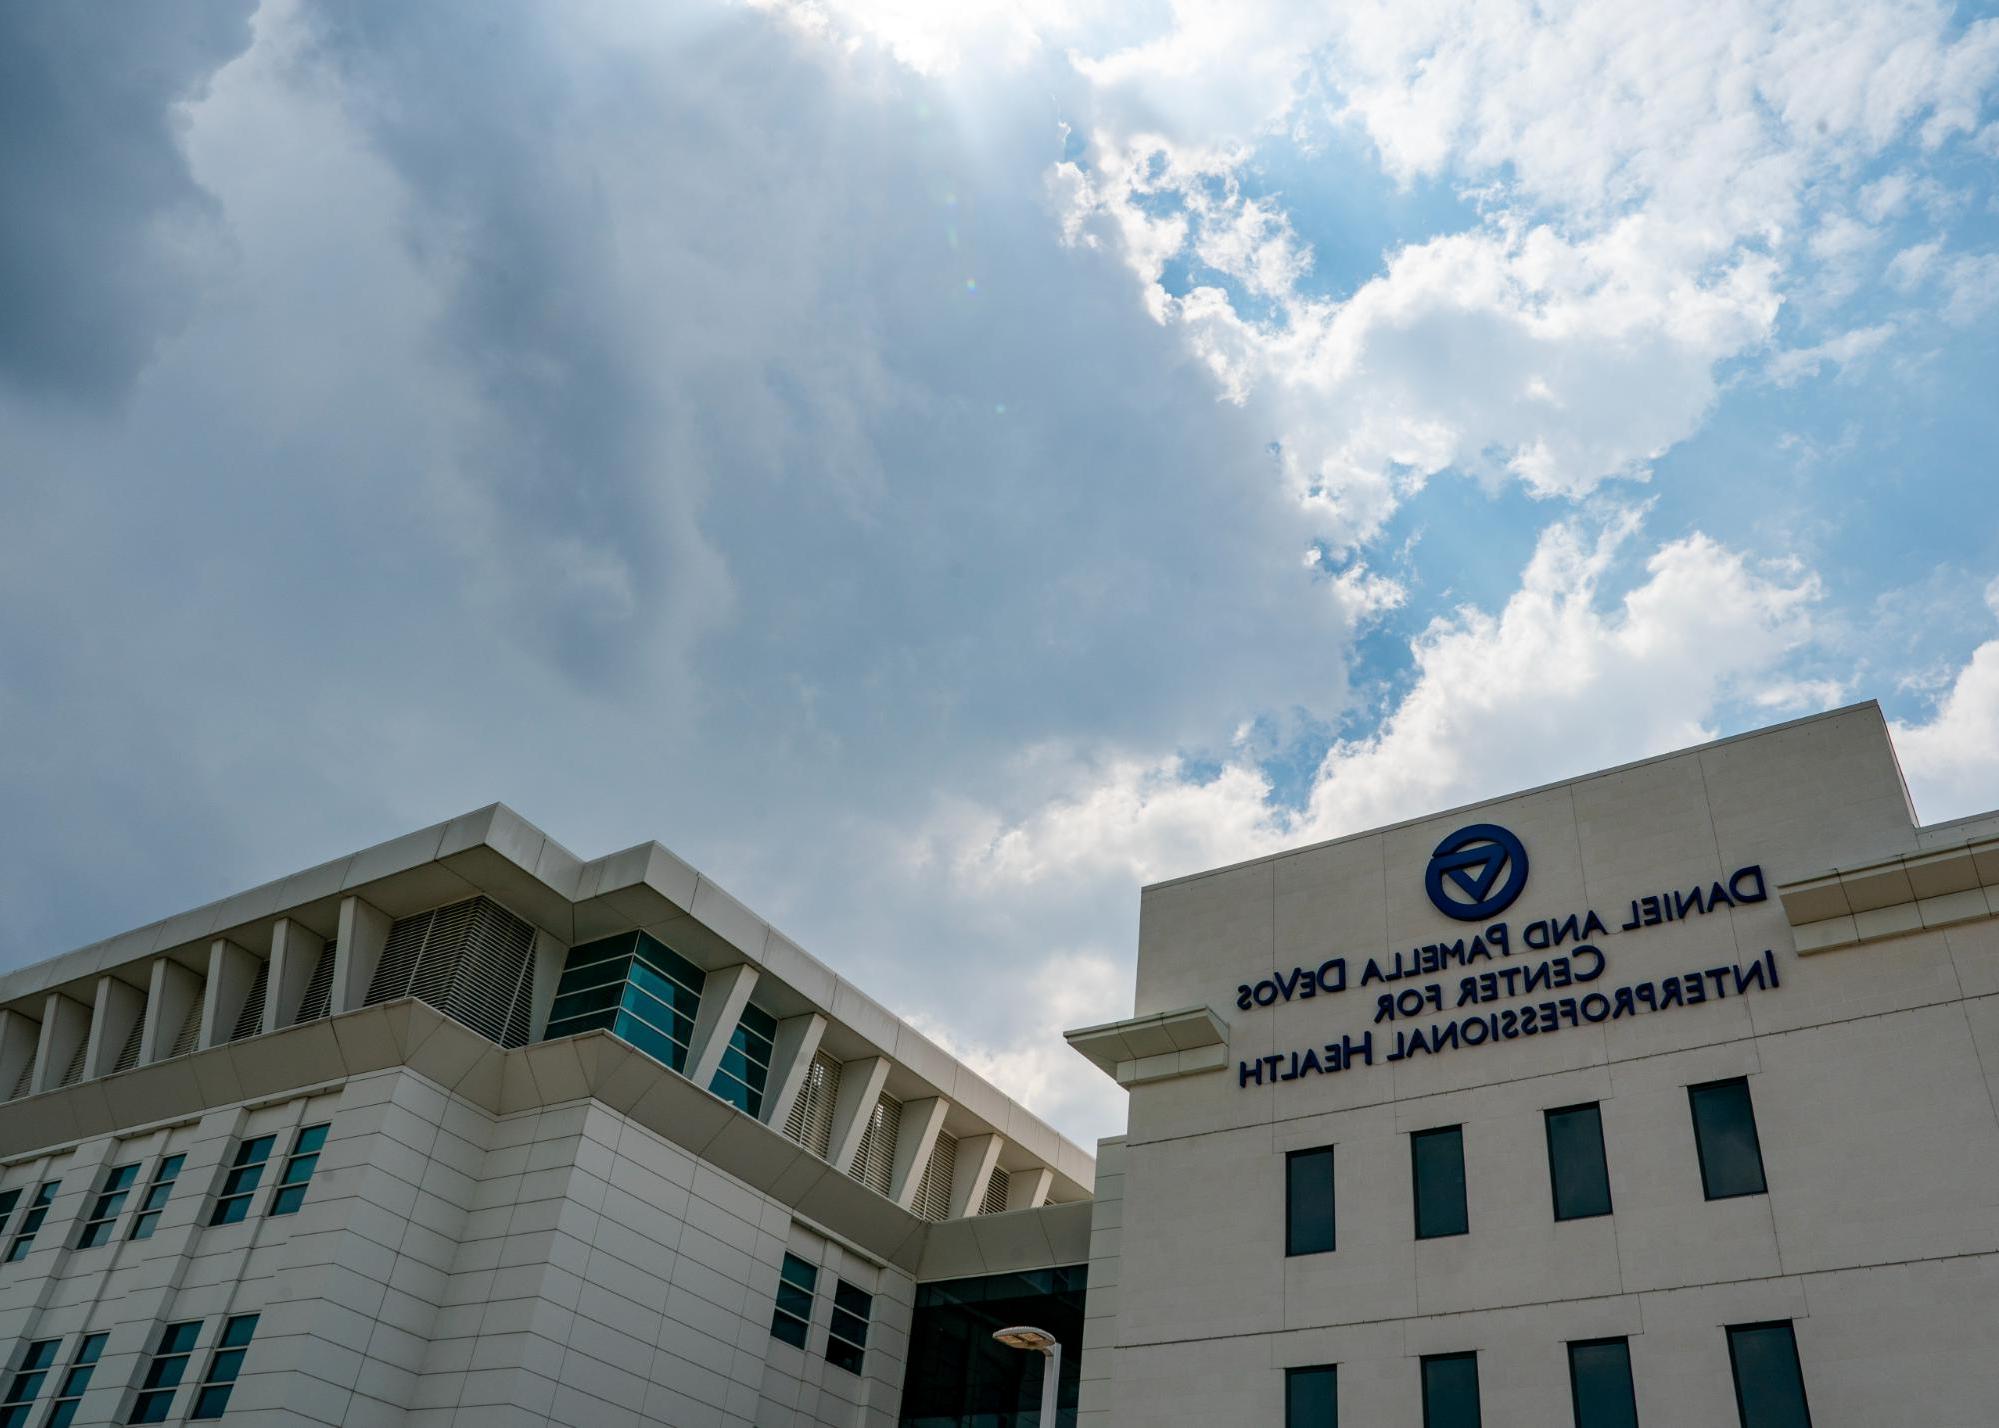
xmin=1688 ymin=1078 xmax=1768 ymax=1201
xmin=1566 ymin=1336 xmax=1639 ymax=1428
xmin=1726 ymin=1320 xmax=1814 ymax=1428
xmin=770 ymin=1253 xmax=817 ymax=1350
xmin=188 ymin=1312 xmax=258 ymax=1420
xmin=1544 ymin=1102 xmax=1614 ymax=1222
xmin=128 ymin=1155 xmax=186 ymax=1241
xmin=268 ymin=1123 xmax=329 ymax=1217
xmin=0 ymin=1338 xmax=60 ymax=1428
xmin=1285 ymin=1363 xmax=1339 ymax=1428
xmin=1411 ymin=1125 xmax=1469 ymax=1240
xmin=42 ymin=1332 xmax=106 ymax=1428
xmin=1420 ymin=1351 xmax=1483 ymax=1428
xmin=825 ymin=1279 xmax=872 ymax=1375
xmin=4 ymin=1182 xmax=61 ymax=1263
xmin=1285 ymin=1145 xmax=1337 ymax=1257
xmin=209 ymin=1135 xmax=277 ymax=1226
xmin=77 ymin=1162 xmax=142 ymax=1249
xmin=129 ymin=1319 xmax=202 ymax=1424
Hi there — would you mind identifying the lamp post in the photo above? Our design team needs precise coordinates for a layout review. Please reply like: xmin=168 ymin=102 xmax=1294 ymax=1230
xmin=991 ymin=1326 xmax=1061 ymax=1425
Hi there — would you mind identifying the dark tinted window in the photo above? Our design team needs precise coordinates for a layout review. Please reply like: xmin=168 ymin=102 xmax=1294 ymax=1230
xmin=901 ymin=1266 xmax=1086 ymax=1426
xmin=1286 ymin=1147 xmax=1336 ymax=1257
xmin=1546 ymin=1104 xmax=1613 ymax=1221
xmin=1421 ymin=1352 xmax=1481 ymax=1428
xmin=771 ymin=1253 xmax=816 ymax=1349
xmin=1412 ymin=1127 xmax=1468 ymax=1239
xmin=1286 ymin=1364 xmax=1337 ymax=1428
xmin=1689 ymin=1080 xmax=1767 ymax=1199
xmin=1727 ymin=1322 xmax=1813 ymax=1428
xmin=1568 ymin=1338 xmax=1638 ymax=1428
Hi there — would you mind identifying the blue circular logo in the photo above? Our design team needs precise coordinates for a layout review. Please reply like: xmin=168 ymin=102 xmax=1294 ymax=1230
xmin=1425 ymin=823 xmax=1529 ymax=921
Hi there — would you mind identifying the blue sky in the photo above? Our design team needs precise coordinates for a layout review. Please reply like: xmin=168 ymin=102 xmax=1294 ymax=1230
xmin=2 ymin=0 xmax=1997 ymax=1143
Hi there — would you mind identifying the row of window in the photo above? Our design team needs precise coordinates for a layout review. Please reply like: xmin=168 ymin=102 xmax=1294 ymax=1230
xmin=1284 ymin=1321 xmax=1812 ymax=1428
xmin=769 ymin=1253 xmax=873 ymax=1375
xmin=0 ymin=1124 xmax=328 ymax=1269
xmin=0 ymin=1316 xmax=259 ymax=1427
xmin=1285 ymin=1078 xmax=1767 ymax=1255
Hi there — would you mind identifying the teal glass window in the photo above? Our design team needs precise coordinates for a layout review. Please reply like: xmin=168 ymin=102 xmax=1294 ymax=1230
xmin=1421 ymin=1352 xmax=1482 ymax=1428
xmin=544 ymin=932 xmax=706 ymax=1074
xmin=270 ymin=1123 xmax=329 ymax=1216
xmin=1727 ymin=1322 xmax=1813 ymax=1428
xmin=130 ymin=1320 xmax=201 ymax=1423
xmin=0 ymin=1338 xmax=59 ymax=1428
xmin=1286 ymin=1364 xmax=1338 ymax=1427
xmin=189 ymin=1313 xmax=258 ymax=1419
xmin=1568 ymin=1338 xmax=1638 ymax=1428
xmin=78 ymin=1162 xmax=141 ymax=1248
xmin=710 ymin=1004 xmax=778 ymax=1117
xmin=210 ymin=1136 xmax=276 ymax=1225
xmin=43 ymin=1332 xmax=106 ymax=1428
xmin=771 ymin=1252 xmax=817 ymax=1349
xmin=1286 ymin=1146 xmax=1336 ymax=1256
xmin=1546 ymin=1104 xmax=1613 ymax=1221
xmin=1412 ymin=1126 xmax=1468 ymax=1239
xmin=129 ymin=1155 xmax=185 ymax=1240
xmin=826 ymin=1280 xmax=871 ymax=1374
xmin=5 ymin=1182 xmax=60 ymax=1262
xmin=1689 ymin=1079 xmax=1767 ymax=1200
xmin=0 ymin=1190 xmax=19 ymax=1236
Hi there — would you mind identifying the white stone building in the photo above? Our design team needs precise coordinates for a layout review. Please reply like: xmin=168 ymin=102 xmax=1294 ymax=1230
xmin=1066 ymin=701 xmax=1999 ymax=1427
xmin=0 ymin=809 xmax=1096 ymax=1427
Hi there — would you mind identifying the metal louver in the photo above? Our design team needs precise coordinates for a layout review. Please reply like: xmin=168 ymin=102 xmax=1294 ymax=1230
xmin=366 ymin=897 xmax=537 ymax=1048
xmin=850 ymin=1092 xmax=900 ymax=1197
xmin=55 ymin=1034 xmax=87 ymax=1089
xmin=293 ymin=942 xmax=335 ymax=1024
xmin=168 ymin=992 xmax=204 ymax=1059
xmin=111 ymin=1005 xmax=146 ymax=1074
xmin=229 ymin=961 xmax=269 ymax=1042
xmin=914 ymin=1131 xmax=957 ymax=1221
xmin=784 ymin=1051 xmax=841 ymax=1159
xmin=7 ymin=1057 xmax=31 ymax=1101
xmin=980 ymin=1165 xmax=1010 ymax=1216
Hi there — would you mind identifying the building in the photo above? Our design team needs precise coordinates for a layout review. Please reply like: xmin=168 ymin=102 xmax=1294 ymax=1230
xmin=1064 ymin=702 xmax=1999 ymax=1426
xmin=0 ymin=808 xmax=1097 ymax=1427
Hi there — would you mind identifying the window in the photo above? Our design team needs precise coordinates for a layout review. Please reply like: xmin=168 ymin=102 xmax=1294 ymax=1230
xmin=210 ymin=1135 xmax=276 ymax=1225
xmin=1568 ymin=1338 xmax=1638 ymax=1428
xmin=269 ymin=1123 xmax=329 ymax=1216
xmin=0 ymin=1190 xmax=19 ymax=1236
xmin=544 ymin=932 xmax=706 ymax=1075
xmin=1727 ymin=1322 xmax=1813 ymax=1428
xmin=189 ymin=1313 xmax=258 ymax=1419
xmin=709 ymin=1003 xmax=778 ymax=1117
xmin=1286 ymin=1364 xmax=1338 ymax=1428
xmin=771 ymin=1253 xmax=817 ymax=1349
xmin=1286 ymin=1146 xmax=1336 ymax=1256
xmin=1688 ymin=1079 xmax=1767 ymax=1200
xmin=5 ymin=1182 xmax=60 ymax=1263
xmin=1545 ymin=1104 xmax=1613 ymax=1221
xmin=0 ymin=1339 xmax=59 ymax=1428
xmin=78 ymin=1163 xmax=141 ymax=1248
xmin=1421 ymin=1352 xmax=1482 ymax=1428
xmin=130 ymin=1320 xmax=201 ymax=1424
xmin=826 ymin=1280 xmax=871 ymax=1374
xmin=1411 ymin=1127 xmax=1468 ymax=1239
xmin=43 ymin=1333 xmax=107 ymax=1428
xmin=129 ymin=1155 xmax=185 ymax=1240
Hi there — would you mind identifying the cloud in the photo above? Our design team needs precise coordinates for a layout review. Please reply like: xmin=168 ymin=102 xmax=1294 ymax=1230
xmin=1893 ymin=579 xmax=1999 ymax=821
xmin=1766 ymin=323 xmax=1897 ymax=386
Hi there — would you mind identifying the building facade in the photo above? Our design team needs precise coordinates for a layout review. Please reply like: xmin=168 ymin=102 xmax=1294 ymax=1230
xmin=1066 ymin=702 xmax=1999 ymax=1426
xmin=0 ymin=810 xmax=1095 ymax=1427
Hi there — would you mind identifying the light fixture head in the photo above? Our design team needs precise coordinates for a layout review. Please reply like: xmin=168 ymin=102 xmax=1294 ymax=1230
xmin=992 ymin=1325 xmax=1058 ymax=1353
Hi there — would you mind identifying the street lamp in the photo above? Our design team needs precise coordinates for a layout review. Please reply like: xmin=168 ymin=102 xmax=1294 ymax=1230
xmin=992 ymin=1326 xmax=1061 ymax=1425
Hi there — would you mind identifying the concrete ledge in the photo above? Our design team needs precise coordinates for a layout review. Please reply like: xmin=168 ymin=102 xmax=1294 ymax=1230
xmin=1779 ymin=839 xmax=1999 ymax=954
xmin=1065 ymin=1006 xmax=1229 ymax=1085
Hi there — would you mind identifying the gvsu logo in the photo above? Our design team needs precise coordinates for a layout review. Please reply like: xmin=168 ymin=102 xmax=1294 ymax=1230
xmin=1425 ymin=823 xmax=1529 ymax=921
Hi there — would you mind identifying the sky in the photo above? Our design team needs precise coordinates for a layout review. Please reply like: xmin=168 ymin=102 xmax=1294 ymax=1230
xmin=2 ymin=0 xmax=1997 ymax=1147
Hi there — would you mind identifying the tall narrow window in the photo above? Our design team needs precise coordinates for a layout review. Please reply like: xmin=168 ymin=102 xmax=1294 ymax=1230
xmin=5 ymin=1182 xmax=60 ymax=1262
xmin=1412 ymin=1127 xmax=1468 ymax=1239
xmin=0 ymin=1189 xmax=19 ymax=1236
xmin=1545 ymin=1104 xmax=1613 ymax=1221
xmin=269 ymin=1123 xmax=329 ymax=1216
xmin=129 ymin=1155 xmax=185 ymax=1240
xmin=210 ymin=1135 xmax=276 ymax=1225
xmin=1726 ymin=1322 xmax=1813 ymax=1428
xmin=43 ymin=1332 xmax=106 ymax=1428
xmin=1286 ymin=1146 xmax=1336 ymax=1256
xmin=1568 ymin=1338 xmax=1639 ymax=1428
xmin=709 ymin=1004 xmax=778 ymax=1117
xmin=190 ymin=1313 xmax=258 ymax=1419
xmin=0 ymin=1339 xmax=59 ymax=1428
xmin=1286 ymin=1364 xmax=1338 ymax=1428
xmin=826 ymin=1280 xmax=872 ymax=1374
xmin=1689 ymin=1079 xmax=1767 ymax=1200
xmin=770 ymin=1252 xmax=817 ymax=1349
xmin=78 ymin=1163 xmax=141 ymax=1248
xmin=130 ymin=1320 xmax=202 ymax=1424
xmin=1421 ymin=1352 xmax=1482 ymax=1428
